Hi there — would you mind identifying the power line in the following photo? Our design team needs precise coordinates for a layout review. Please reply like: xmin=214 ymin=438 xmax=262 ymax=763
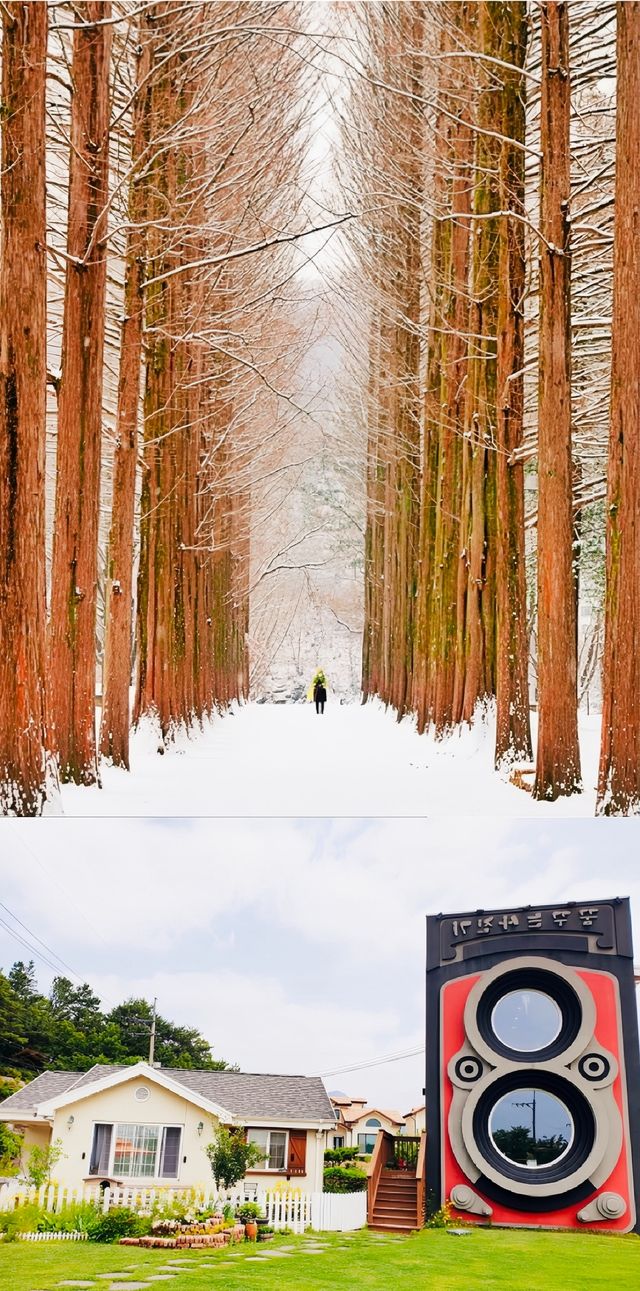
xmin=0 ymin=903 xmax=119 ymax=1011
xmin=0 ymin=902 xmax=87 ymax=984
xmin=319 ymin=1045 xmax=424 ymax=1078
xmin=0 ymin=917 xmax=66 ymax=979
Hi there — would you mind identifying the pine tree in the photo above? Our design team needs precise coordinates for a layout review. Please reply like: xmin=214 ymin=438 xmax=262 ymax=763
xmin=533 ymin=0 xmax=581 ymax=799
xmin=596 ymin=1 xmax=640 ymax=815
xmin=0 ymin=1 xmax=59 ymax=815
xmin=48 ymin=2 xmax=113 ymax=784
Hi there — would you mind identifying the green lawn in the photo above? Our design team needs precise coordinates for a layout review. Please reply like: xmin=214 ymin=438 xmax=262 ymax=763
xmin=2 ymin=1227 xmax=640 ymax=1291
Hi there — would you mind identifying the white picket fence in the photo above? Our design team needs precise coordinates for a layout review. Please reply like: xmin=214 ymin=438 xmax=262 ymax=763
xmin=0 ymin=1180 xmax=366 ymax=1234
xmin=311 ymin=1189 xmax=366 ymax=1232
xmin=20 ymin=1231 xmax=88 ymax=1243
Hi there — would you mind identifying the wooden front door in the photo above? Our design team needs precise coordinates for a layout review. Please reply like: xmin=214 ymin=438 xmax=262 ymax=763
xmin=288 ymin=1129 xmax=307 ymax=1176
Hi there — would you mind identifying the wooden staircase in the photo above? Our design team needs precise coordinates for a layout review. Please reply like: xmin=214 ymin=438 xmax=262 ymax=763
xmin=367 ymin=1131 xmax=426 ymax=1233
xmin=370 ymin=1168 xmax=419 ymax=1232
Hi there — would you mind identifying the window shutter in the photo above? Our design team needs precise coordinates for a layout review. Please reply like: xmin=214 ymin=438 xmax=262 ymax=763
xmin=89 ymin=1123 xmax=112 ymax=1175
xmin=159 ymin=1126 xmax=181 ymax=1178
xmin=287 ymin=1130 xmax=306 ymax=1176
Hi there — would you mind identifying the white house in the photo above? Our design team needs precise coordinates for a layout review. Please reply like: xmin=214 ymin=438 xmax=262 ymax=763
xmin=0 ymin=1063 xmax=335 ymax=1193
xmin=329 ymin=1096 xmax=407 ymax=1153
xmin=403 ymin=1105 xmax=426 ymax=1136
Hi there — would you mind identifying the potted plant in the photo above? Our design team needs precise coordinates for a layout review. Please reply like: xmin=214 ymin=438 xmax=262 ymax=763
xmin=237 ymin=1201 xmax=263 ymax=1241
xmin=257 ymin=1225 xmax=275 ymax=1243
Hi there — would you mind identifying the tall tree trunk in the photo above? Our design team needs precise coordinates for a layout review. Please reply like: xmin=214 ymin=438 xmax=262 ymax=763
xmin=0 ymin=2 xmax=59 ymax=815
xmin=494 ymin=0 xmax=532 ymax=767
xmin=596 ymin=2 xmax=640 ymax=815
xmin=388 ymin=3 xmax=424 ymax=718
xmin=133 ymin=35 xmax=177 ymax=739
xmin=461 ymin=3 xmax=500 ymax=724
xmin=533 ymin=0 xmax=581 ymax=799
xmin=48 ymin=1 xmax=112 ymax=784
xmin=428 ymin=2 xmax=474 ymax=734
xmin=99 ymin=21 xmax=153 ymax=768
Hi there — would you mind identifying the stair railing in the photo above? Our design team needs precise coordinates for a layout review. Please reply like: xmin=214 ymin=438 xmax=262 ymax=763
xmin=366 ymin=1129 xmax=394 ymax=1224
xmin=415 ymin=1131 xmax=427 ymax=1229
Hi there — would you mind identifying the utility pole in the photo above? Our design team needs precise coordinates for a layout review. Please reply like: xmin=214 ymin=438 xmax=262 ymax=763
xmin=148 ymin=997 xmax=157 ymax=1065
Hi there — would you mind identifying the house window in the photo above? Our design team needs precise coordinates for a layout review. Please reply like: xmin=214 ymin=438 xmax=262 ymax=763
xmin=333 ymin=1136 xmax=345 ymax=1149
xmin=89 ymin=1123 xmax=112 ymax=1175
xmin=247 ymin=1129 xmax=287 ymax=1170
xmin=89 ymin=1123 xmax=181 ymax=1180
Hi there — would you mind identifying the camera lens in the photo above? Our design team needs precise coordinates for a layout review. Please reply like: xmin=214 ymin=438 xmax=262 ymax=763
xmin=491 ymin=990 xmax=562 ymax=1053
xmin=489 ymin=1087 xmax=573 ymax=1169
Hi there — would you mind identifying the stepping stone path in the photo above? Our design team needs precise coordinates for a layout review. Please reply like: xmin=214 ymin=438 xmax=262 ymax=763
xmin=107 ymin=1283 xmax=151 ymax=1290
xmin=59 ymin=1283 xmax=96 ymax=1288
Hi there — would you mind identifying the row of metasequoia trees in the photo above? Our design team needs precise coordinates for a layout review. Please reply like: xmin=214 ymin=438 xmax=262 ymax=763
xmin=352 ymin=0 xmax=638 ymax=814
xmin=0 ymin=1 xmax=317 ymax=814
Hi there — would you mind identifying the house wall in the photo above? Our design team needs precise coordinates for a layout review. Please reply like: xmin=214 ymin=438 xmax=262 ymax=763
xmin=9 ymin=1121 xmax=51 ymax=1174
xmin=404 ymin=1108 xmax=426 ymax=1136
xmin=246 ymin=1127 xmax=325 ymax=1192
xmin=345 ymin=1111 xmax=405 ymax=1147
xmin=39 ymin=1076 xmax=323 ymax=1193
xmin=49 ymin=1077 xmax=218 ymax=1191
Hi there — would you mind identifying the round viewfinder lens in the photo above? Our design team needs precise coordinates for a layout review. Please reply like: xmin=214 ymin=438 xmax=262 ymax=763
xmin=491 ymin=989 xmax=562 ymax=1053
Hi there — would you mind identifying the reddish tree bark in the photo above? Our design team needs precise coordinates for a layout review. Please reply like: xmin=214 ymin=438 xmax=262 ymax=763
xmin=48 ymin=2 xmax=113 ymax=784
xmin=596 ymin=2 xmax=640 ymax=815
xmin=533 ymin=1 xmax=581 ymax=799
xmin=494 ymin=0 xmax=532 ymax=767
xmin=99 ymin=21 xmax=153 ymax=768
xmin=461 ymin=2 xmax=500 ymax=726
xmin=0 ymin=3 xmax=59 ymax=815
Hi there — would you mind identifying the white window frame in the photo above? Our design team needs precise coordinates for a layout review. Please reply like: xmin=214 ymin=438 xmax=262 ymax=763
xmin=90 ymin=1121 xmax=183 ymax=1182
xmin=246 ymin=1128 xmax=289 ymax=1172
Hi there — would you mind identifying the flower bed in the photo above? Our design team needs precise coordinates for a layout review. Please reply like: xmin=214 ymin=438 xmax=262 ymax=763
xmin=120 ymin=1223 xmax=245 ymax=1249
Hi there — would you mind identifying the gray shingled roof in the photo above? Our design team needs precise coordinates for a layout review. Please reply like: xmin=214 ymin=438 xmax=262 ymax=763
xmin=0 ymin=1071 xmax=81 ymax=1115
xmin=163 ymin=1070 xmax=334 ymax=1122
xmin=0 ymin=1066 xmax=334 ymax=1124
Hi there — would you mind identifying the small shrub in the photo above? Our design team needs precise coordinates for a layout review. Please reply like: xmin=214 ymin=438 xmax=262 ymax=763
xmin=426 ymin=1200 xmax=454 ymax=1229
xmin=0 ymin=1123 xmax=23 ymax=1175
xmin=25 ymin=1139 xmax=65 ymax=1188
xmin=37 ymin=1202 xmax=99 ymax=1235
xmin=324 ymin=1147 xmax=360 ymax=1164
xmin=86 ymin=1207 xmax=152 ymax=1243
xmin=322 ymin=1165 xmax=368 ymax=1194
xmin=236 ymin=1202 xmax=263 ymax=1223
xmin=205 ymin=1126 xmax=266 ymax=1189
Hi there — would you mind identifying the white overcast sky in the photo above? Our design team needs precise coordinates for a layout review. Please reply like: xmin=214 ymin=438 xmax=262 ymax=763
xmin=1 ymin=818 xmax=638 ymax=1114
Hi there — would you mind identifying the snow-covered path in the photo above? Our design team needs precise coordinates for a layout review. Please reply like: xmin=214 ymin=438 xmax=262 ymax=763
xmin=60 ymin=700 xmax=602 ymax=816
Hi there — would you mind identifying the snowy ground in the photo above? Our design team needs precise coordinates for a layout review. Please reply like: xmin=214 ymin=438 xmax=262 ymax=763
xmin=59 ymin=699 xmax=603 ymax=817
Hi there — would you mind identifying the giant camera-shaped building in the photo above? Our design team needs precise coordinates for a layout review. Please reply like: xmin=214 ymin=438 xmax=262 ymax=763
xmin=426 ymin=898 xmax=640 ymax=1232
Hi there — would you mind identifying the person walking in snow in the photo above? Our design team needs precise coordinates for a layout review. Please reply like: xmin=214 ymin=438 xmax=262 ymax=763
xmin=310 ymin=669 xmax=328 ymax=715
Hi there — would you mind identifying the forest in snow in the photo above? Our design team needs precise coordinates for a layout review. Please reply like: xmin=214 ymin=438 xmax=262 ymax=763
xmin=0 ymin=1 xmax=638 ymax=816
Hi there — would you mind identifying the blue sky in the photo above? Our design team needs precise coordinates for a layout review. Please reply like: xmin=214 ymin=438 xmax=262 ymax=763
xmin=1 ymin=817 xmax=638 ymax=1112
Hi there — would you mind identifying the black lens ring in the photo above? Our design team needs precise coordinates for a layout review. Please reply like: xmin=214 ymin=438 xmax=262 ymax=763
xmin=454 ymin=1056 xmax=483 ymax=1083
xmin=477 ymin=967 xmax=582 ymax=1061
xmin=578 ymin=1053 xmax=611 ymax=1082
xmin=472 ymin=1070 xmax=596 ymax=1186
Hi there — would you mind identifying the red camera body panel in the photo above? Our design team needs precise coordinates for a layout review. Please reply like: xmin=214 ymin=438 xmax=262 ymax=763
xmin=440 ymin=968 xmax=634 ymax=1231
